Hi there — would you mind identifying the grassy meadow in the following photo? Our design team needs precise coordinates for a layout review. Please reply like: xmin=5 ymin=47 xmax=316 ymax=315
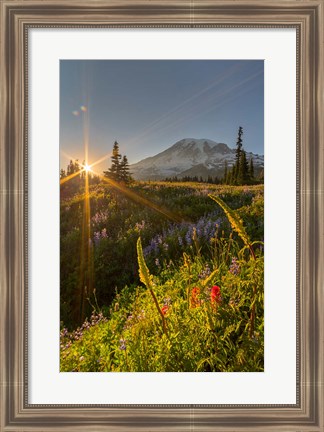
xmin=60 ymin=180 xmax=264 ymax=372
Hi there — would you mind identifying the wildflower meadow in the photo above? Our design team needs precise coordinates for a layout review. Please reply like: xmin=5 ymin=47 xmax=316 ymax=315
xmin=60 ymin=180 xmax=264 ymax=372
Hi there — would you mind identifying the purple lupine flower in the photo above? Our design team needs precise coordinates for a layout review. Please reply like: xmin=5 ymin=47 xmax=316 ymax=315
xmin=91 ymin=211 xmax=108 ymax=227
xmin=229 ymin=257 xmax=240 ymax=275
xmin=93 ymin=231 xmax=101 ymax=245
xmin=119 ymin=339 xmax=127 ymax=350
xmin=185 ymin=227 xmax=193 ymax=245
xmin=135 ymin=220 xmax=145 ymax=231
xmin=198 ymin=263 xmax=211 ymax=279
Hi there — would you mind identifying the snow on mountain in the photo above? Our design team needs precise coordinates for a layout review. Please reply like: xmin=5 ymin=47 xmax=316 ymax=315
xmin=130 ymin=138 xmax=264 ymax=180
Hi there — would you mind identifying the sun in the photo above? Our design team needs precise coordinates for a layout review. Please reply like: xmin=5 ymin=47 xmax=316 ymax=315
xmin=84 ymin=164 xmax=92 ymax=172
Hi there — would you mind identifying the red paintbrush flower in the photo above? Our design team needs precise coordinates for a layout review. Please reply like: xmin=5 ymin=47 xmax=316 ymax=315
xmin=161 ymin=305 xmax=169 ymax=315
xmin=210 ymin=285 xmax=222 ymax=304
xmin=190 ymin=287 xmax=201 ymax=308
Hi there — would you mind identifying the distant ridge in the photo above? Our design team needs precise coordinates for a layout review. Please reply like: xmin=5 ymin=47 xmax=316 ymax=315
xmin=130 ymin=138 xmax=264 ymax=180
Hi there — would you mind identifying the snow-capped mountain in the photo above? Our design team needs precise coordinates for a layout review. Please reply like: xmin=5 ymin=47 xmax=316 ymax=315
xmin=130 ymin=138 xmax=264 ymax=180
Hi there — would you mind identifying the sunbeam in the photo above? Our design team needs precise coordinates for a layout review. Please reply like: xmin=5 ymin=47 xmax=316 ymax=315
xmin=60 ymin=169 xmax=83 ymax=185
xmin=92 ymin=170 xmax=184 ymax=224
xmin=61 ymin=153 xmax=184 ymax=224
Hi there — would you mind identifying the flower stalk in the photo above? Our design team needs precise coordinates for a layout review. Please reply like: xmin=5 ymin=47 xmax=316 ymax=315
xmin=137 ymin=237 xmax=168 ymax=335
xmin=209 ymin=194 xmax=257 ymax=337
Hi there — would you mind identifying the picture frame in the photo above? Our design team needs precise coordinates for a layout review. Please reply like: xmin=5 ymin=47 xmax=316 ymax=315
xmin=0 ymin=0 xmax=323 ymax=430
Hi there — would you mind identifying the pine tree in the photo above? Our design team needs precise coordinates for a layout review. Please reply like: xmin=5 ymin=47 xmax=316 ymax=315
xmin=233 ymin=126 xmax=243 ymax=184
xmin=61 ymin=159 xmax=81 ymax=196
xmin=104 ymin=141 xmax=122 ymax=180
xmin=236 ymin=126 xmax=243 ymax=161
xmin=223 ymin=161 xmax=228 ymax=184
xmin=227 ymin=165 xmax=235 ymax=185
xmin=258 ymin=169 xmax=264 ymax=182
xmin=66 ymin=159 xmax=80 ymax=184
xmin=74 ymin=160 xmax=81 ymax=184
xmin=80 ymin=160 xmax=86 ymax=180
xmin=238 ymin=150 xmax=249 ymax=184
xmin=104 ymin=141 xmax=134 ymax=183
xmin=249 ymin=157 xmax=254 ymax=182
xmin=120 ymin=155 xmax=132 ymax=183
xmin=67 ymin=160 xmax=75 ymax=176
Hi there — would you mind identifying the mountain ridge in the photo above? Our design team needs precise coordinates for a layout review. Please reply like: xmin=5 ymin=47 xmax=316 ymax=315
xmin=130 ymin=138 xmax=264 ymax=180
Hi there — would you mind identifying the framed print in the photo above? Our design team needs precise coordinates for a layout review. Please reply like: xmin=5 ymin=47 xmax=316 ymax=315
xmin=58 ymin=58 xmax=266 ymax=375
xmin=1 ymin=0 xmax=323 ymax=430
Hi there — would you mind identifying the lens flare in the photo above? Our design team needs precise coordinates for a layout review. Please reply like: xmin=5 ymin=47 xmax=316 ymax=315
xmin=80 ymin=105 xmax=87 ymax=112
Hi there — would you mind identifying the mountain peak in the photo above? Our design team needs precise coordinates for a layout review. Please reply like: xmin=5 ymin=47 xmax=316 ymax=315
xmin=130 ymin=138 xmax=263 ymax=180
xmin=173 ymin=137 xmax=219 ymax=148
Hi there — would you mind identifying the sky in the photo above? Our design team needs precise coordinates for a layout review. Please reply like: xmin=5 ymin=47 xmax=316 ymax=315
xmin=60 ymin=60 xmax=264 ymax=171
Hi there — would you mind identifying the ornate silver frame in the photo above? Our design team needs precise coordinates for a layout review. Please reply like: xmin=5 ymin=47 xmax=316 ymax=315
xmin=1 ymin=1 xmax=323 ymax=430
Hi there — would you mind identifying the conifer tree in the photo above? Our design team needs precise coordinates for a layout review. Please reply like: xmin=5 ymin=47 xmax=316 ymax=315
xmin=104 ymin=141 xmax=122 ymax=180
xmin=80 ymin=160 xmax=86 ymax=180
xmin=104 ymin=141 xmax=133 ymax=183
xmin=226 ymin=169 xmax=232 ymax=185
xmin=66 ymin=159 xmax=80 ymax=184
xmin=67 ymin=160 xmax=75 ymax=176
xmin=238 ymin=150 xmax=249 ymax=184
xmin=258 ymin=169 xmax=264 ymax=182
xmin=249 ymin=157 xmax=255 ymax=182
xmin=233 ymin=126 xmax=243 ymax=184
xmin=223 ymin=161 xmax=228 ymax=184
xmin=120 ymin=155 xmax=132 ymax=183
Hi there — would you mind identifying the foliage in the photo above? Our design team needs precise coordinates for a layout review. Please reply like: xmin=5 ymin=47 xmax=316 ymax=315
xmin=60 ymin=187 xmax=264 ymax=372
xmin=60 ymin=181 xmax=263 ymax=329
xmin=208 ymin=193 xmax=254 ymax=258
xmin=223 ymin=127 xmax=259 ymax=185
xmin=103 ymin=141 xmax=132 ymax=183
xmin=104 ymin=141 xmax=122 ymax=180
xmin=60 ymin=159 xmax=100 ymax=199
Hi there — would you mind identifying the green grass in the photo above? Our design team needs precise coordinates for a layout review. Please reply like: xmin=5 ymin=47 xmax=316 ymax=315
xmin=60 ymin=191 xmax=264 ymax=372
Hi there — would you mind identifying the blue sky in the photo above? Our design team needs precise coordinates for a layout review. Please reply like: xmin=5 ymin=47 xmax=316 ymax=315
xmin=60 ymin=60 xmax=264 ymax=171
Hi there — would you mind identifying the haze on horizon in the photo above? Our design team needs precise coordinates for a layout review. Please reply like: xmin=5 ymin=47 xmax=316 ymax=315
xmin=60 ymin=60 xmax=264 ymax=172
